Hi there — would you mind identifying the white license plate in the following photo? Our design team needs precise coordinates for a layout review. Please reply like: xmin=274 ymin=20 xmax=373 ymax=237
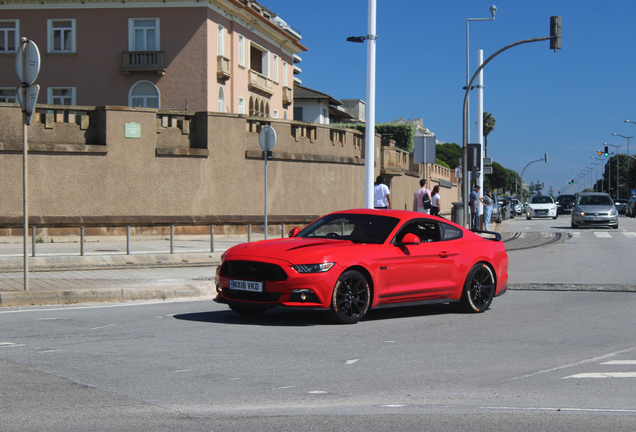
xmin=591 ymin=217 xmax=602 ymax=221
xmin=230 ymin=279 xmax=263 ymax=292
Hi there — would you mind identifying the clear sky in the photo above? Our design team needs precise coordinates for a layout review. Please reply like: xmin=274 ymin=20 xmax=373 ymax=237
xmin=263 ymin=0 xmax=636 ymax=195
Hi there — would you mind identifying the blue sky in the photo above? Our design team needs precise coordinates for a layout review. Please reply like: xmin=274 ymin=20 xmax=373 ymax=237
xmin=263 ymin=0 xmax=636 ymax=195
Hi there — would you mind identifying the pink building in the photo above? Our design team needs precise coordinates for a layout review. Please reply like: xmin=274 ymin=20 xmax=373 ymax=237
xmin=0 ymin=0 xmax=306 ymax=116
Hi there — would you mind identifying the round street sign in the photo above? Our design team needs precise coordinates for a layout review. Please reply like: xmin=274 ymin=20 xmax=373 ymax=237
xmin=15 ymin=38 xmax=40 ymax=86
xmin=258 ymin=125 xmax=277 ymax=151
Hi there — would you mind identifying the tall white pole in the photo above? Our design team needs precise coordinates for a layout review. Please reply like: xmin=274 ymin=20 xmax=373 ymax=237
xmin=364 ymin=0 xmax=377 ymax=209
xmin=477 ymin=50 xmax=484 ymax=219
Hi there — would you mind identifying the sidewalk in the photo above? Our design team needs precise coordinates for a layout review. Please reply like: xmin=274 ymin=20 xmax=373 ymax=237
xmin=0 ymin=221 xmax=511 ymax=309
xmin=0 ymin=235 xmax=257 ymax=308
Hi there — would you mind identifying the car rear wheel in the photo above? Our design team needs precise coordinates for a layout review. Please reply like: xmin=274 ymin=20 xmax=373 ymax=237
xmin=459 ymin=263 xmax=495 ymax=313
xmin=526 ymin=216 xmax=531 ymax=220
xmin=229 ymin=304 xmax=267 ymax=317
xmin=330 ymin=270 xmax=370 ymax=324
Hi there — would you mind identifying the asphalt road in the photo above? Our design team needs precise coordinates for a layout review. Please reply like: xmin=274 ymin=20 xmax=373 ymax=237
xmin=1 ymin=215 xmax=635 ymax=431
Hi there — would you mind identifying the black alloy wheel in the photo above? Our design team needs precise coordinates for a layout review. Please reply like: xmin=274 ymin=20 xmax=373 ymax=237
xmin=330 ymin=270 xmax=370 ymax=324
xmin=459 ymin=263 xmax=495 ymax=313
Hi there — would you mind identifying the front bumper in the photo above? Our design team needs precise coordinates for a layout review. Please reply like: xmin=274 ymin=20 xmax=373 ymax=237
xmin=572 ymin=213 xmax=618 ymax=227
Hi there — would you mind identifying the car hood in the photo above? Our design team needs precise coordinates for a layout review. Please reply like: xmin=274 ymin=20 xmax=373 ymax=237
xmin=224 ymin=237 xmax=380 ymax=264
xmin=528 ymin=203 xmax=555 ymax=209
xmin=576 ymin=205 xmax=615 ymax=213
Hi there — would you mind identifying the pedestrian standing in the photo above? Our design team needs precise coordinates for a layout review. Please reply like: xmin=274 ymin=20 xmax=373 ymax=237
xmin=481 ymin=188 xmax=494 ymax=230
xmin=469 ymin=185 xmax=481 ymax=230
xmin=431 ymin=185 xmax=441 ymax=216
xmin=374 ymin=175 xmax=391 ymax=209
xmin=413 ymin=179 xmax=432 ymax=214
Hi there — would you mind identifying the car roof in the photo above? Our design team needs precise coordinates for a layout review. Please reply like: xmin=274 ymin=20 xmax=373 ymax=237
xmin=578 ymin=192 xmax=611 ymax=197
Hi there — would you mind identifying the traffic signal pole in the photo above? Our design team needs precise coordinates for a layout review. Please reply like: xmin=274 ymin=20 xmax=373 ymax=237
xmin=462 ymin=19 xmax=561 ymax=227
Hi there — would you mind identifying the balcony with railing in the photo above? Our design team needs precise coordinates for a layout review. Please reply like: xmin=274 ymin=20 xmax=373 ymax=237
xmin=249 ymin=70 xmax=274 ymax=95
xmin=217 ymin=55 xmax=232 ymax=80
xmin=122 ymin=51 xmax=166 ymax=75
xmin=282 ymin=86 xmax=292 ymax=105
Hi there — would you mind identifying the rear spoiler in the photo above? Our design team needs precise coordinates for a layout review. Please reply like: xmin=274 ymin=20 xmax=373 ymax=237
xmin=473 ymin=230 xmax=502 ymax=242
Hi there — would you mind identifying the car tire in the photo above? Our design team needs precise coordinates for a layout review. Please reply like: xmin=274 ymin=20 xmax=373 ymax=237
xmin=330 ymin=270 xmax=370 ymax=324
xmin=459 ymin=263 xmax=495 ymax=313
xmin=229 ymin=304 xmax=267 ymax=317
xmin=526 ymin=216 xmax=531 ymax=220
xmin=571 ymin=221 xmax=578 ymax=229
xmin=553 ymin=216 xmax=557 ymax=220
xmin=612 ymin=224 xmax=619 ymax=229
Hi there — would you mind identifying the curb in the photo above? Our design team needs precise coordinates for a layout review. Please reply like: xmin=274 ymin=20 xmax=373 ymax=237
xmin=0 ymin=282 xmax=218 ymax=308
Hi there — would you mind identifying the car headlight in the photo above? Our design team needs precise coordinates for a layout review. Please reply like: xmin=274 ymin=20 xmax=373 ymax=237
xmin=292 ymin=263 xmax=335 ymax=273
xmin=577 ymin=211 xmax=585 ymax=216
xmin=610 ymin=209 xmax=618 ymax=216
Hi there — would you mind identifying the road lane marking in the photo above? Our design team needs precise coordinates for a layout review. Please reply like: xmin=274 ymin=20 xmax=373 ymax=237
xmin=308 ymin=391 xmax=328 ymax=394
xmin=601 ymin=360 xmax=636 ymax=365
xmin=623 ymin=232 xmax=636 ymax=238
xmin=509 ymin=346 xmax=636 ymax=381
xmin=593 ymin=232 xmax=611 ymax=238
xmin=91 ymin=324 xmax=116 ymax=330
xmin=345 ymin=359 xmax=359 ymax=365
xmin=483 ymin=406 xmax=636 ymax=414
xmin=271 ymin=386 xmax=295 ymax=390
xmin=564 ymin=372 xmax=636 ymax=378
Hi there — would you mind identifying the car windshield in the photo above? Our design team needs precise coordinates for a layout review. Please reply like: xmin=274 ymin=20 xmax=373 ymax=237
xmin=531 ymin=196 xmax=553 ymax=204
xmin=557 ymin=195 xmax=575 ymax=202
xmin=578 ymin=195 xmax=614 ymax=206
xmin=296 ymin=213 xmax=400 ymax=244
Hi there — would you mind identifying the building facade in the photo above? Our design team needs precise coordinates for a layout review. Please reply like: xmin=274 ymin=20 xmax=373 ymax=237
xmin=0 ymin=0 xmax=306 ymax=117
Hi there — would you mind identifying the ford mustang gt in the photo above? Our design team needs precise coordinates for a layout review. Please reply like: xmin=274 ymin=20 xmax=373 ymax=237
xmin=214 ymin=209 xmax=508 ymax=324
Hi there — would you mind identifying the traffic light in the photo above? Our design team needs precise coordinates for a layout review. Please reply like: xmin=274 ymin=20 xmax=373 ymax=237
xmin=550 ymin=16 xmax=562 ymax=52
xmin=598 ymin=150 xmax=602 ymax=156
xmin=604 ymin=146 xmax=609 ymax=157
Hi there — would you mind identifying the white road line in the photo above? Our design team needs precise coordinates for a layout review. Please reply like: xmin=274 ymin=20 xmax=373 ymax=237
xmin=509 ymin=346 xmax=636 ymax=381
xmin=91 ymin=324 xmax=116 ymax=330
xmin=623 ymin=232 xmax=636 ymax=238
xmin=345 ymin=359 xmax=359 ymax=365
xmin=564 ymin=372 xmax=636 ymax=379
xmin=271 ymin=386 xmax=295 ymax=390
xmin=308 ymin=391 xmax=328 ymax=394
xmin=594 ymin=232 xmax=612 ymax=238
xmin=483 ymin=406 xmax=636 ymax=414
xmin=601 ymin=360 xmax=636 ymax=365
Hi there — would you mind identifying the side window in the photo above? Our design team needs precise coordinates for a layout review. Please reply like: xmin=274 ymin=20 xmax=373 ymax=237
xmin=0 ymin=20 xmax=19 ymax=53
xmin=48 ymin=19 xmax=76 ymax=53
xmin=217 ymin=25 xmax=224 ymax=57
xmin=218 ymin=86 xmax=225 ymax=113
xmin=129 ymin=19 xmax=159 ymax=51
xmin=129 ymin=81 xmax=159 ymax=108
xmin=441 ymin=223 xmax=463 ymax=241
xmin=396 ymin=221 xmax=441 ymax=243
xmin=238 ymin=35 xmax=245 ymax=66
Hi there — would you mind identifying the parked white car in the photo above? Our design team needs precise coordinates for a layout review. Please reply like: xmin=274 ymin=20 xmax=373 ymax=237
xmin=526 ymin=195 xmax=557 ymax=220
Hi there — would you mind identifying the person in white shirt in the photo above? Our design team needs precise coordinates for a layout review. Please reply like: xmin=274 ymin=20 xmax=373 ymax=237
xmin=431 ymin=185 xmax=441 ymax=216
xmin=374 ymin=175 xmax=391 ymax=209
xmin=413 ymin=179 xmax=432 ymax=214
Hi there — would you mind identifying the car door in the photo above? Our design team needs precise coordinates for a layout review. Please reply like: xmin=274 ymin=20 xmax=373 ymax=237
xmin=387 ymin=220 xmax=456 ymax=303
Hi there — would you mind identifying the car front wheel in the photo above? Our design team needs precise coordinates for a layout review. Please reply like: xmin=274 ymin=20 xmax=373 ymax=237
xmin=330 ymin=270 xmax=370 ymax=324
xmin=459 ymin=263 xmax=495 ymax=313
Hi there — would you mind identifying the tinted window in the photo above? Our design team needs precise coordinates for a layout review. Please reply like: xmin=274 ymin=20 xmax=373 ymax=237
xmin=578 ymin=195 xmax=614 ymax=206
xmin=531 ymin=196 xmax=554 ymax=204
xmin=297 ymin=213 xmax=400 ymax=244
xmin=396 ymin=221 xmax=441 ymax=243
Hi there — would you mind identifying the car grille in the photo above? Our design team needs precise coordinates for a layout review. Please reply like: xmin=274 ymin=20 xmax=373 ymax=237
xmin=220 ymin=260 xmax=288 ymax=281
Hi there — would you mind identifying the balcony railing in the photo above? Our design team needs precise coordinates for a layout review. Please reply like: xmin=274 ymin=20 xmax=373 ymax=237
xmin=217 ymin=55 xmax=232 ymax=79
xmin=249 ymin=70 xmax=274 ymax=95
xmin=122 ymin=51 xmax=166 ymax=75
xmin=282 ymin=86 xmax=292 ymax=105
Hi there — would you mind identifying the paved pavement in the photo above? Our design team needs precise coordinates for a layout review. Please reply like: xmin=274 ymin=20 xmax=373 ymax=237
xmin=0 ymin=220 xmax=529 ymax=308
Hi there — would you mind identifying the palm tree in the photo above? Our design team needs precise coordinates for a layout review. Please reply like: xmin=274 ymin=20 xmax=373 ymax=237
xmin=483 ymin=111 xmax=496 ymax=157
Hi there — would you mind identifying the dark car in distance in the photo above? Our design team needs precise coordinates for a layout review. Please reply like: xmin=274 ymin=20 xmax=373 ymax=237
xmin=555 ymin=194 xmax=576 ymax=215
xmin=627 ymin=196 xmax=636 ymax=218
xmin=613 ymin=199 xmax=628 ymax=215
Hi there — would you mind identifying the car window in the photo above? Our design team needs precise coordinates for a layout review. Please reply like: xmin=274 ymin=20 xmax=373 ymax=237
xmin=578 ymin=195 xmax=613 ymax=206
xmin=298 ymin=213 xmax=400 ymax=244
xmin=531 ymin=196 xmax=553 ymax=204
xmin=396 ymin=220 xmax=442 ymax=243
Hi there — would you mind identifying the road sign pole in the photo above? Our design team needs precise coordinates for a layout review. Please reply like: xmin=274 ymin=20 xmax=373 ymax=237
xmin=22 ymin=102 xmax=28 ymax=291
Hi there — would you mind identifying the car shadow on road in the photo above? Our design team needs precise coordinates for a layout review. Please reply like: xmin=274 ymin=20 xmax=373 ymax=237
xmin=173 ymin=302 xmax=462 ymax=327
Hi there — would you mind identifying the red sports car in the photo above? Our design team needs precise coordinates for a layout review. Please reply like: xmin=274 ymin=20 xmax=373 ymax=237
xmin=214 ymin=209 xmax=508 ymax=324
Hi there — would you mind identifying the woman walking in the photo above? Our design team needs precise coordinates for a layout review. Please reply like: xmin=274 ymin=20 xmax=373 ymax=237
xmin=481 ymin=188 xmax=494 ymax=230
xmin=430 ymin=185 xmax=441 ymax=216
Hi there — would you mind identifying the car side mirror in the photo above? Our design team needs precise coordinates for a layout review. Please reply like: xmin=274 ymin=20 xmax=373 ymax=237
xmin=398 ymin=233 xmax=420 ymax=245
xmin=288 ymin=227 xmax=300 ymax=237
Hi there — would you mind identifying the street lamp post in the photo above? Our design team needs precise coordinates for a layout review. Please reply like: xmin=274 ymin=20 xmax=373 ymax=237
xmin=347 ymin=0 xmax=378 ymax=209
xmin=591 ymin=155 xmax=606 ymax=192
xmin=466 ymin=6 xmax=497 ymax=144
xmin=619 ymin=121 xmax=636 ymax=194
xmin=604 ymin=143 xmax=622 ymax=199
xmin=587 ymin=160 xmax=600 ymax=191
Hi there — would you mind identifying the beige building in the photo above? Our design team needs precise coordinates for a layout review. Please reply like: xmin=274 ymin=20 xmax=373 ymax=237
xmin=0 ymin=0 xmax=305 ymax=117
